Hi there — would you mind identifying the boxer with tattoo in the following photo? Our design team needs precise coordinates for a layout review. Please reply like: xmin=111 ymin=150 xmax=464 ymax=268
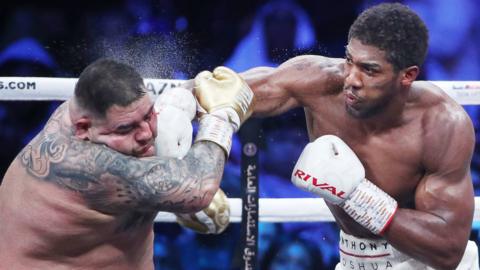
xmin=0 ymin=59 xmax=253 ymax=269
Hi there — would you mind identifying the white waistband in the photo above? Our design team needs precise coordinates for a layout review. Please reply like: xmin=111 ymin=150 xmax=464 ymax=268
xmin=338 ymin=230 xmax=413 ymax=270
xmin=337 ymin=231 xmax=479 ymax=270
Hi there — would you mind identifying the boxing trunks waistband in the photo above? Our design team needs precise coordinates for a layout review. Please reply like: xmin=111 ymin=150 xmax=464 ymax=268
xmin=335 ymin=230 xmax=479 ymax=270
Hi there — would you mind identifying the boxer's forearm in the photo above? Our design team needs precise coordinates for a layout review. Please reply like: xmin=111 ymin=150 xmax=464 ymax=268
xmin=142 ymin=141 xmax=225 ymax=213
xmin=241 ymin=66 xmax=275 ymax=85
xmin=112 ymin=140 xmax=226 ymax=213
xmin=384 ymin=208 xmax=469 ymax=269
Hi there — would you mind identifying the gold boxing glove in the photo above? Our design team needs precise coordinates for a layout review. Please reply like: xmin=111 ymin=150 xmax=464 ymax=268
xmin=194 ymin=66 xmax=254 ymax=155
xmin=194 ymin=66 xmax=254 ymax=128
xmin=175 ymin=188 xmax=230 ymax=234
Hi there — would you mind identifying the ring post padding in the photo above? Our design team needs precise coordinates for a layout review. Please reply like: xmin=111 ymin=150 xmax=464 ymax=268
xmin=238 ymin=119 xmax=261 ymax=269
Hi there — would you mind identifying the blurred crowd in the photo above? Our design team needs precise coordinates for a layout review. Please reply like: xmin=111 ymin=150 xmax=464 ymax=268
xmin=1 ymin=0 xmax=480 ymax=269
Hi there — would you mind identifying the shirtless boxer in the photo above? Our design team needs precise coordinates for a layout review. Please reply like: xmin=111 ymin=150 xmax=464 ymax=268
xmin=0 ymin=59 xmax=253 ymax=269
xmin=242 ymin=3 xmax=477 ymax=269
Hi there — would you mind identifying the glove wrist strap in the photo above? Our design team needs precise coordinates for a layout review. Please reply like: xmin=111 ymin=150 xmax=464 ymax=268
xmin=341 ymin=178 xmax=398 ymax=235
xmin=195 ymin=114 xmax=233 ymax=156
xmin=211 ymin=108 xmax=240 ymax=132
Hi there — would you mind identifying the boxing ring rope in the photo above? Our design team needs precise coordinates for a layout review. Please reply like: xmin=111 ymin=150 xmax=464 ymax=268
xmin=154 ymin=197 xmax=480 ymax=223
xmin=2 ymin=77 xmax=480 ymax=104
xmin=3 ymin=77 xmax=480 ymax=223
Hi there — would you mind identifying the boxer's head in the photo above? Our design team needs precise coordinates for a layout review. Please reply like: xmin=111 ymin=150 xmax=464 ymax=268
xmin=70 ymin=58 xmax=157 ymax=157
xmin=343 ymin=3 xmax=428 ymax=118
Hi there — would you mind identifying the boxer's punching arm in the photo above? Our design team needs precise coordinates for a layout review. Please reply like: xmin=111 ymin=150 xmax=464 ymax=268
xmin=383 ymin=108 xmax=475 ymax=269
xmin=240 ymin=55 xmax=344 ymax=117
xmin=240 ymin=66 xmax=297 ymax=117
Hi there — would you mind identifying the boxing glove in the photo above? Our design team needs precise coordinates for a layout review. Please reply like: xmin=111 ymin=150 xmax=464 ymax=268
xmin=291 ymin=135 xmax=397 ymax=235
xmin=155 ymin=87 xmax=196 ymax=121
xmin=176 ymin=188 xmax=231 ymax=234
xmin=153 ymin=90 xmax=231 ymax=234
xmin=154 ymin=87 xmax=196 ymax=159
xmin=194 ymin=66 xmax=254 ymax=156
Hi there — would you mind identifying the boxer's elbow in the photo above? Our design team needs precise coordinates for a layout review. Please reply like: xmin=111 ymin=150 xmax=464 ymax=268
xmin=189 ymin=197 xmax=212 ymax=213
xmin=178 ymin=202 xmax=207 ymax=214
xmin=431 ymin=256 xmax=461 ymax=270
xmin=444 ymin=249 xmax=465 ymax=270
xmin=180 ymin=179 xmax=219 ymax=213
xmin=196 ymin=180 xmax=219 ymax=210
xmin=429 ymin=242 xmax=465 ymax=270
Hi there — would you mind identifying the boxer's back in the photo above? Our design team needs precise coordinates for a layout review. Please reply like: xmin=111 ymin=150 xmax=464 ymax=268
xmin=0 ymin=103 xmax=155 ymax=270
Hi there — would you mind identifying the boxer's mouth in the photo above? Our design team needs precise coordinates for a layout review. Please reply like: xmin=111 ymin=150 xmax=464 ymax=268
xmin=345 ymin=92 xmax=361 ymax=106
xmin=136 ymin=143 xmax=155 ymax=157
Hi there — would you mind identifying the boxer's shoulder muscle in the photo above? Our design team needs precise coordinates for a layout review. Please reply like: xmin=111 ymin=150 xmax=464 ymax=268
xmin=415 ymin=81 xmax=475 ymax=166
xmin=415 ymin=81 xmax=473 ymax=133
xmin=18 ymin=102 xmax=72 ymax=179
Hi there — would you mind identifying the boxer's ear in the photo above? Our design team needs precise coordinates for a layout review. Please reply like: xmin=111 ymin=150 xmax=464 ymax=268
xmin=73 ymin=117 xmax=91 ymax=140
xmin=400 ymin=65 xmax=419 ymax=87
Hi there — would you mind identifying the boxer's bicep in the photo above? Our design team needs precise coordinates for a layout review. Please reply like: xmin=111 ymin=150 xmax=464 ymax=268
xmin=384 ymin=106 xmax=475 ymax=267
xmin=416 ymin=111 xmax=475 ymax=233
xmin=415 ymin=168 xmax=473 ymax=230
xmin=411 ymin=161 xmax=474 ymax=262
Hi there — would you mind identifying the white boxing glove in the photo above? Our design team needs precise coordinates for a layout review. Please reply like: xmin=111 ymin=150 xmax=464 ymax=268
xmin=291 ymin=135 xmax=398 ymax=235
xmin=154 ymin=87 xmax=197 ymax=159
xmin=155 ymin=106 xmax=192 ymax=158
xmin=156 ymin=87 xmax=197 ymax=120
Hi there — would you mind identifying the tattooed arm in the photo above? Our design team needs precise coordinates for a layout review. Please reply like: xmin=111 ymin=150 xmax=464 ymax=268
xmin=20 ymin=102 xmax=226 ymax=214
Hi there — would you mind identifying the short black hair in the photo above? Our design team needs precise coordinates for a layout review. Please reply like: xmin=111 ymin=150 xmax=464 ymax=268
xmin=74 ymin=58 xmax=146 ymax=118
xmin=348 ymin=3 xmax=429 ymax=71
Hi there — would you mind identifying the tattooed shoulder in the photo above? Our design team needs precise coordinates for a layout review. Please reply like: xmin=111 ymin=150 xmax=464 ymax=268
xmin=20 ymin=102 xmax=70 ymax=178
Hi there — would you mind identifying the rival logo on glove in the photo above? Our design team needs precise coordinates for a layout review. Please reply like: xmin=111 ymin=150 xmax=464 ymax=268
xmin=293 ymin=169 xmax=346 ymax=199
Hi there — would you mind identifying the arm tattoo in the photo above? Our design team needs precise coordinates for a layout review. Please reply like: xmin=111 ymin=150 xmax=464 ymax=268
xmin=20 ymin=103 xmax=69 ymax=178
xmin=20 ymin=103 xmax=226 ymax=214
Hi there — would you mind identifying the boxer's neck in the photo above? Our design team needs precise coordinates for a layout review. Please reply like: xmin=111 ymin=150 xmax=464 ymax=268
xmin=352 ymin=100 xmax=407 ymax=134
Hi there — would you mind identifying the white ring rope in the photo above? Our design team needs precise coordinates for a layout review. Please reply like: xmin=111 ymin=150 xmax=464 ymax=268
xmin=155 ymin=197 xmax=480 ymax=223
xmin=1 ymin=77 xmax=480 ymax=104
xmin=2 ymin=77 xmax=480 ymax=223
xmin=0 ymin=77 xmax=184 ymax=101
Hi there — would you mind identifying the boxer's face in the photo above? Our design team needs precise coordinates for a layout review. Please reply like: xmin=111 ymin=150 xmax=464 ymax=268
xmin=88 ymin=95 xmax=158 ymax=157
xmin=343 ymin=38 xmax=401 ymax=118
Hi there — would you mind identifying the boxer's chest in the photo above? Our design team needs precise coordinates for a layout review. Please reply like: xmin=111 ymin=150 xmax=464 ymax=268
xmin=305 ymin=107 xmax=424 ymax=204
